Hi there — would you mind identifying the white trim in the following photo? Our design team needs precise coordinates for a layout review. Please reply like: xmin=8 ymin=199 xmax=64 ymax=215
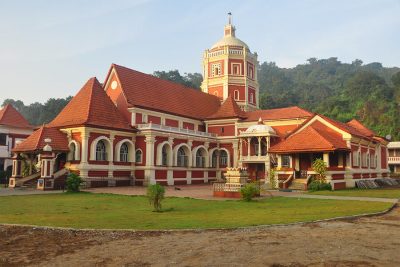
xmin=90 ymin=136 xmax=112 ymax=161
xmin=173 ymin=143 xmax=192 ymax=167
xmin=135 ymin=148 xmax=143 ymax=164
xmin=192 ymin=145 xmax=209 ymax=167
xmin=115 ymin=139 xmax=135 ymax=162
xmin=68 ymin=140 xmax=80 ymax=161
xmin=156 ymin=141 xmax=173 ymax=166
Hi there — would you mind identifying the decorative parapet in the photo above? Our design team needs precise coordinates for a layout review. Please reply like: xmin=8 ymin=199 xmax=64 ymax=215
xmin=137 ymin=123 xmax=216 ymax=138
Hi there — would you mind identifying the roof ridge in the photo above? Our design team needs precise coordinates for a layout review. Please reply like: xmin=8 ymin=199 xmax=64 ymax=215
xmin=85 ymin=77 xmax=97 ymax=125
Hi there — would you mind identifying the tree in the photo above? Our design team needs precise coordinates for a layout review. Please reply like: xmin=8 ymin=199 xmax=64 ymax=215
xmin=147 ymin=184 xmax=165 ymax=212
xmin=153 ymin=70 xmax=203 ymax=89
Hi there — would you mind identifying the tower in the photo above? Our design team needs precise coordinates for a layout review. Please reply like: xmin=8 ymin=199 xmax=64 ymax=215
xmin=201 ymin=14 xmax=259 ymax=111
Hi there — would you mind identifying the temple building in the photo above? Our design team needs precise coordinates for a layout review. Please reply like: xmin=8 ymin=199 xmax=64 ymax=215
xmin=9 ymin=17 xmax=389 ymax=190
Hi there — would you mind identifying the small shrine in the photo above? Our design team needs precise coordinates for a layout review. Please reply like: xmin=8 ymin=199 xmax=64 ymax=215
xmin=213 ymin=167 xmax=249 ymax=198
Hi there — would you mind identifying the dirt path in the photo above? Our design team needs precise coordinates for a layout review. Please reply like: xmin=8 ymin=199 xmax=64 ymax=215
xmin=1 ymin=205 xmax=399 ymax=267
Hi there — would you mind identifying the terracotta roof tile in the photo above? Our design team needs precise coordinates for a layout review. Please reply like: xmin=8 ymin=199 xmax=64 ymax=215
xmin=48 ymin=77 xmax=134 ymax=132
xmin=206 ymin=94 xmax=247 ymax=120
xmin=111 ymin=64 xmax=221 ymax=120
xmin=271 ymin=125 xmax=300 ymax=138
xmin=317 ymin=114 xmax=369 ymax=139
xmin=0 ymin=104 xmax=33 ymax=128
xmin=270 ymin=121 xmax=348 ymax=153
xmin=245 ymin=106 xmax=313 ymax=122
xmin=346 ymin=119 xmax=375 ymax=137
xmin=13 ymin=126 xmax=69 ymax=152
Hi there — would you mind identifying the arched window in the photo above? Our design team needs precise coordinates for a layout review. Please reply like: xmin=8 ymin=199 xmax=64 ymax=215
xmin=135 ymin=149 xmax=143 ymax=163
xmin=234 ymin=90 xmax=239 ymax=101
xmin=196 ymin=149 xmax=206 ymax=168
xmin=220 ymin=150 xmax=228 ymax=166
xmin=177 ymin=147 xmax=188 ymax=167
xmin=69 ymin=142 xmax=76 ymax=161
xmin=96 ymin=140 xmax=107 ymax=161
xmin=162 ymin=145 xmax=168 ymax=166
xmin=120 ymin=143 xmax=129 ymax=162
xmin=211 ymin=151 xmax=218 ymax=168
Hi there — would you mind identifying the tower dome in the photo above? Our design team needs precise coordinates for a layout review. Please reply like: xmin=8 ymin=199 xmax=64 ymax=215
xmin=211 ymin=15 xmax=250 ymax=51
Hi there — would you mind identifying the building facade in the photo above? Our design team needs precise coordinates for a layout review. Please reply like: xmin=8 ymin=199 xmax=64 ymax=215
xmin=388 ymin=142 xmax=400 ymax=174
xmin=10 ymin=18 xmax=390 ymax=190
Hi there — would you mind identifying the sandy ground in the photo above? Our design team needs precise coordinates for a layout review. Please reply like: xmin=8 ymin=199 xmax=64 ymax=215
xmin=1 ymin=204 xmax=399 ymax=267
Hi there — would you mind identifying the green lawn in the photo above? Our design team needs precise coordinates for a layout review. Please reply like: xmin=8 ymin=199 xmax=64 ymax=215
xmin=0 ymin=193 xmax=392 ymax=230
xmin=308 ymin=188 xmax=400 ymax=199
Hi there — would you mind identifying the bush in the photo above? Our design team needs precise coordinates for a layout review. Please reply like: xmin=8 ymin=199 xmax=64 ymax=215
xmin=66 ymin=173 xmax=83 ymax=192
xmin=240 ymin=182 xmax=259 ymax=201
xmin=147 ymin=184 xmax=165 ymax=212
xmin=308 ymin=180 xmax=332 ymax=192
xmin=312 ymin=158 xmax=327 ymax=182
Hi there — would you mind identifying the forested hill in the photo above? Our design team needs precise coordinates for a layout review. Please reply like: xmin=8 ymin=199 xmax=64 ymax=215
xmin=2 ymin=58 xmax=400 ymax=139
xmin=258 ymin=58 xmax=400 ymax=139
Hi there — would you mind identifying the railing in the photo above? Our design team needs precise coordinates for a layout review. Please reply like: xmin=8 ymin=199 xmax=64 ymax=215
xmin=213 ymin=182 xmax=242 ymax=192
xmin=136 ymin=123 xmax=216 ymax=138
xmin=388 ymin=156 xmax=400 ymax=163
xmin=240 ymin=155 xmax=268 ymax=161
xmin=282 ymin=174 xmax=293 ymax=189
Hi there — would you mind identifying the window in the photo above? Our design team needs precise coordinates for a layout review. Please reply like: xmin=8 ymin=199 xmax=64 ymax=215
xmin=220 ymin=150 xmax=228 ymax=166
xmin=232 ymin=63 xmax=240 ymax=75
xmin=162 ymin=145 xmax=168 ymax=166
xmin=69 ymin=142 xmax=76 ymax=161
xmin=282 ymin=155 xmax=290 ymax=167
xmin=96 ymin=140 xmax=107 ymax=161
xmin=0 ymin=133 xmax=6 ymax=146
xmin=250 ymin=93 xmax=254 ymax=104
xmin=221 ymin=127 xmax=224 ymax=133
xmin=358 ymin=151 xmax=361 ymax=166
xmin=211 ymin=63 xmax=221 ymax=77
xmin=234 ymin=90 xmax=239 ymax=101
xmin=366 ymin=153 xmax=370 ymax=168
xmin=177 ymin=147 xmax=188 ymax=167
xmin=135 ymin=149 xmax=143 ymax=163
xmin=248 ymin=66 xmax=254 ymax=79
xmin=211 ymin=151 xmax=218 ymax=168
xmin=196 ymin=149 xmax=206 ymax=168
xmin=353 ymin=151 xmax=359 ymax=166
xmin=120 ymin=143 xmax=129 ymax=162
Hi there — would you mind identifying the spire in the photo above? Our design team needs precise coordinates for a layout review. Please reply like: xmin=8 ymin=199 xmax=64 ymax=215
xmin=224 ymin=12 xmax=235 ymax=37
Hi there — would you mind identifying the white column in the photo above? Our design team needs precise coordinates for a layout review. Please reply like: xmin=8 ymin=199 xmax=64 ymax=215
xmin=277 ymin=154 xmax=282 ymax=168
xmin=144 ymin=135 xmax=156 ymax=185
xmin=233 ymin=140 xmax=239 ymax=167
xmin=81 ymin=131 xmax=90 ymax=164
xmin=247 ymin=137 xmax=251 ymax=159
xmin=323 ymin=153 xmax=330 ymax=167
xmin=108 ymin=134 xmax=115 ymax=178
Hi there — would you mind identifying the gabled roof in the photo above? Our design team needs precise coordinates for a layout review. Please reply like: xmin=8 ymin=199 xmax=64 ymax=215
xmin=206 ymin=94 xmax=247 ymax=120
xmin=109 ymin=64 xmax=221 ymax=120
xmin=245 ymin=106 xmax=313 ymax=122
xmin=0 ymin=104 xmax=32 ymax=128
xmin=270 ymin=121 xmax=349 ymax=153
xmin=317 ymin=114 xmax=369 ymax=139
xmin=48 ymin=77 xmax=134 ymax=132
xmin=13 ymin=126 xmax=69 ymax=152
xmin=346 ymin=119 xmax=375 ymax=137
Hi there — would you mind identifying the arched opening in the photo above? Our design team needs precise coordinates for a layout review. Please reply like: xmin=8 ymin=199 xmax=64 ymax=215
xmin=135 ymin=149 xmax=143 ymax=163
xmin=96 ymin=140 xmax=107 ymax=161
xmin=120 ymin=143 xmax=129 ymax=162
xmin=162 ymin=145 xmax=169 ymax=166
xmin=177 ymin=147 xmax=188 ymax=167
xmin=211 ymin=150 xmax=218 ymax=168
xmin=220 ymin=150 xmax=228 ymax=167
xmin=195 ymin=147 xmax=207 ymax=168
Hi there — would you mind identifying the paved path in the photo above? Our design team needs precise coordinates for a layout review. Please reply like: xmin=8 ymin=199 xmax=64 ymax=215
xmin=0 ymin=188 xmax=62 ymax=196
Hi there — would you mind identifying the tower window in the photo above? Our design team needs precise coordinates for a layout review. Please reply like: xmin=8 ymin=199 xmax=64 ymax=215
xmin=232 ymin=63 xmax=241 ymax=75
xmin=211 ymin=63 xmax=222 ymax=77
xmin=234 ymin=90 xmax=239 ymax=101
xmin=248 ymin=66 xmax=254 ymax=79
xmin=250 ymin=93 xmax=254 ymax=104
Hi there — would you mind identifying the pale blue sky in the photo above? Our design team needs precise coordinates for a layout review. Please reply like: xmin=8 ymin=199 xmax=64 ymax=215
xmin=0 ymin=0 xmax=399 ymax=104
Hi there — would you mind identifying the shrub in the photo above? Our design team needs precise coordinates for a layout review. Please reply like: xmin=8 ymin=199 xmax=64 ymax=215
xmin=269 ymin=168 xmax=277 ymax=189
xmin=240 ymin=182 xmax=259 ymax=201
xmin=308 ymin=180 xmax=332 ymax=192
xmin=147 ymin=184 xmax=165 ymax=212
xmin=66 ymin=173 xmax=83 ymax=192
xmin=312 ymin=158 xmax=327 ymax=182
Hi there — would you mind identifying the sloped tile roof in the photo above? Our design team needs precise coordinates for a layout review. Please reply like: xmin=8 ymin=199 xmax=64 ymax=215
xmin=317 ymin=114 xmax=369 ymax=139
xmin=48 ymin=77 xmax=134 ymax=132
xmin=0 ymin=104 xmax=33 ymax=128
xmin=206 ymin=94 xmax=247 ymax=120
xmin=245 ymin=106 xmax=313 ymax=122
xmin=346 ymin=119 xmax=375 ymax=137
xmin=111 ymin=64 xmax=221 ymax=120
xmin=270 ymin=121 xmax=348 ymax=153
xmin=13 ymin=126 xmax=69 ymax=152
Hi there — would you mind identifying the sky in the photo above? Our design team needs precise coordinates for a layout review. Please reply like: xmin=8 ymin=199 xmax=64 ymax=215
xmin=0 ymin=0 xmax=399 ymax=104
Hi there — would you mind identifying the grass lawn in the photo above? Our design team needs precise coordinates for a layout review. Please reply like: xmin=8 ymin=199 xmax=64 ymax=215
xmin=0 ymin=193 xmax=392 ymax=230
xmin=308 ymin=188 xmax=400 ymax=199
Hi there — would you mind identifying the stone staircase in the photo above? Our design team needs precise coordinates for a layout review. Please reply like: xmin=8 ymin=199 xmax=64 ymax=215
xmin=288 ymin=178 xmax=307 ymax=191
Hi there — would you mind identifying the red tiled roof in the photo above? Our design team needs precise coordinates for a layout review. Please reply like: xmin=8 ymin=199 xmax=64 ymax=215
xmin=0 ymin=104 xmax=32 ymax=128
xmin=346 ymin=119 xmax=375 ymax=137
xmin=317 ymin=114 xmax=368 ymax=139
xmin=111 ymin=64 xmax=221 ymax=120
xmin=48 ymin=77 xmax=134 ymax=132
xmin=271 ymin=125 xmax=300 ymax=138
xmin=270 ymin=121 xmax=349 ymax=153
xmin=13 ymin=126 xmax=69 ymax=152
xmin=206 ymin=94 xmax=247 ymax=120
xmin=245 ymin=106 xmax=313 ymax=122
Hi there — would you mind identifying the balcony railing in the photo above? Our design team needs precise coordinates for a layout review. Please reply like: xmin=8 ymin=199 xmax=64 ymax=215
xmin=240 ymin=155 xmax=268 ymax=162
xmin=136 ymin=123 xmax=216 ymax=138
xmin=388 ymin=156 xmax=400 ymax=164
